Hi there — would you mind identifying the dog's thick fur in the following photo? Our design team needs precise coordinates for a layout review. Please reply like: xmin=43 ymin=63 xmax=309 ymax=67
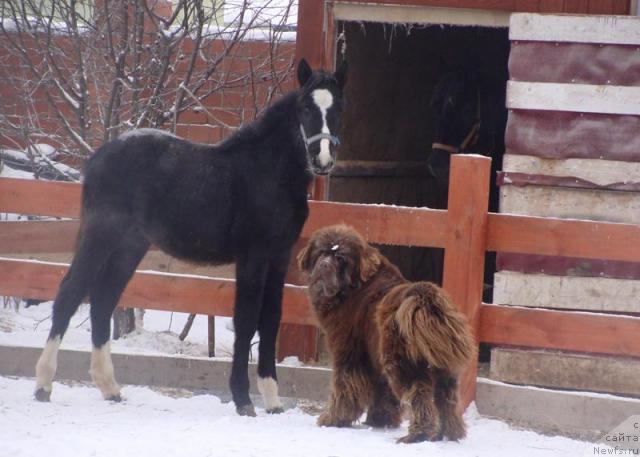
xmin=298 ymin=225 xmax=476 ymax=443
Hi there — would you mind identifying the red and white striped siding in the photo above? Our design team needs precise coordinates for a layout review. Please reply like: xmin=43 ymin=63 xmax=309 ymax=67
xmin=496 ymin=13 xmax=640 ymax=310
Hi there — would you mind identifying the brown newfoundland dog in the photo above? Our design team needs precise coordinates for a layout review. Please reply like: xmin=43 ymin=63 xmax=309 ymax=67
xmin=298 ymin=225 xmax=476 ymax=443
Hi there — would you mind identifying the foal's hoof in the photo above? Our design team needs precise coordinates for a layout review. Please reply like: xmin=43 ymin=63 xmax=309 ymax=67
xmin=106 ymin=394 xmax=123 ymax=403
xmin=236 ymin=404 xmax=257 ymax=417
xmin=34 ymin=388 xmax=51 ymax=402
xmin=266 ymin=406 xmax=284 ymax=414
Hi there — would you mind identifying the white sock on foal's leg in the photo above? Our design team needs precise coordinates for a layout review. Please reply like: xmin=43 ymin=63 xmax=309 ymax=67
xmin=35 ymin=336 xmax=62 ymax=401
xmin=90 ymin=342 xmax=121 ymax=401
xmin=257 ymin=376 xmax=284 ymax=413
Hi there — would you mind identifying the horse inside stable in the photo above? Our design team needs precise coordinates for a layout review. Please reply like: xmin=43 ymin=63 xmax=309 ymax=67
xmin=330 ymin=21 xmax=509 ymax=299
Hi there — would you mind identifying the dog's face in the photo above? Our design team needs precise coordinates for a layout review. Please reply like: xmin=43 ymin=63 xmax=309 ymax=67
xmin=298 ymin=225 xmax=380 ymax=309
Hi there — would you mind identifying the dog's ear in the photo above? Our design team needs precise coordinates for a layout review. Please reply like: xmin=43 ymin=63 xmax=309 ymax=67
xmin=297 ymin=245 xmax=312 ymax=273
xmin=359 ymin=246 xmax=381 ymax=283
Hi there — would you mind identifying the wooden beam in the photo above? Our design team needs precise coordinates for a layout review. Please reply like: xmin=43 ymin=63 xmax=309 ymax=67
xmin=303 ymin=201 xmax=449 ymax=248
xmin=487 ymin=212 xmax=640 ymax=262
xmin=0 ymin=178 xmax=448 ymax=249
xmin=494 ymin=271 xmax=640 ymax=312
xmin=442 ymin=154 xmax=491 ymax=407
xmin=500 ymin=185 xmax=640 ymax=224
xmin=507 ymin=81 xmax=640 ymax=116
xmin=502 ymin=154 xmax=640 ymax=188
xmin=0 ymin=220 xmax=79 ymax=254
xmin=295 ymin=0 xmax=325 ymax=68
xmin=0 ymin=258 xmax=316 ymax=326
xmin=333 ymin=3 xmax=510 ymax=27
xmin=479 ymin=303 xmax=640 ymax=358
xmin=510 ymin=12 xmax=640 ymax=45
xmin=0 ymin=177 xmax=81 ymax=218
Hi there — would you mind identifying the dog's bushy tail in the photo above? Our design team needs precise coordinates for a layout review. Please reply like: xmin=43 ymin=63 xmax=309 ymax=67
xmin=393 ymin=282 xmax=476 ymax=372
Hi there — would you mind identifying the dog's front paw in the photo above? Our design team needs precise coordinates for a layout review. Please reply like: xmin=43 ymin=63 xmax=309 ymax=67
xmin=317 ymin=411 xmax=351 ymax=428
xmin=396 ymin=430 xmax=442 ymax=444
xmin=396 ymin=433 xmax=431 ymax=444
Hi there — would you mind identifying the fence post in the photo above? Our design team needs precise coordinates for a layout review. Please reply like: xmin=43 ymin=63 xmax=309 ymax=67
xmin=442 ymin=154 xmax=491 ymax=409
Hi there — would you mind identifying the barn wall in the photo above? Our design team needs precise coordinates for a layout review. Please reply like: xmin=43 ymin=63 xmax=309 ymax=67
xmin=498 ymin=14 xmax=640 ymax=296
xmin=495 ymin=11 xmax=640 ymax=342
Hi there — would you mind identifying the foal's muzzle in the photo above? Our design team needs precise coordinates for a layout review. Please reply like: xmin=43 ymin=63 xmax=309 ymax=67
xmin=301 ymin=125 xmax=340 ymax=175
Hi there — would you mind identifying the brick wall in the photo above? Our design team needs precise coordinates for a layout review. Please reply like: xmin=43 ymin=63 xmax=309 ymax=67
xmin=0 ymin=29 xmax=296 ymax=158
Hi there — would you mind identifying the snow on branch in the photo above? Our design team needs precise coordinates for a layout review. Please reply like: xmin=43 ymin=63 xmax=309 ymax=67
xmin=1 ymin=0 xmax=296 ymax=162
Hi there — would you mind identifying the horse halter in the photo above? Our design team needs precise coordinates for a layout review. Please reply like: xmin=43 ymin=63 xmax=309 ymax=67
xmin=431 ymin=91 xmax=481 ymax=155
xmin=300 ymin=124 xmax=340 ymax=151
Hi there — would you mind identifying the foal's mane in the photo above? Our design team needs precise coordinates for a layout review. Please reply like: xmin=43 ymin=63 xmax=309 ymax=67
xmin=216 ymin=90 xmax=299 ymax=153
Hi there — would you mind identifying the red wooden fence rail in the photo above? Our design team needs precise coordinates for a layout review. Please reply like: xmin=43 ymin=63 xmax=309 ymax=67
xmin=2 ymin=154 xmax=640 ymax=406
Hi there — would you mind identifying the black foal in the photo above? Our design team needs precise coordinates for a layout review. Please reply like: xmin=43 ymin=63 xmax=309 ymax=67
xmin=35 ymin=59 xmax=347 ymax=416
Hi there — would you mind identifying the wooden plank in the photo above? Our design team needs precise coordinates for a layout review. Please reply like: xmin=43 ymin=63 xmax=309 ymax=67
xmin=588 ymin=0 xmax=615 ymax=14
xmin=277 ymin=323 xmax=319 ymax=362
xmin=332 ymin=0 xmax=570 ymax=13
xmin=0 ymin=177 xmax=81 ymax=218
xmin=0 ymin=220 xmax=79 ymax=254
xmin=479 ymin=303 xmax=640 ymax=358
xmin=564 ymin=0 xmax=590 ymax=13
xmin=295 ymin=0 xmax=325 ymax=69
xmin=442 ymin=154 xmax=491 ymax=407
xmin=508 ymin=41 xmax=640 ymax=88
xmin=304 ymin=201 xmax=449 ymax=248
xmin=612 ymin=0 xmax=632 ymax=14
xmin=497 ymin=252 xmax=640 ymax=280
xmin=208 ymin=316 xmax=216 ymax=357
xmin=0 ymin=257 xmax=316 ymax=326
xmin=538 ymin=0 xmax=565 ymax=12
xmin=500 ymin=185 xmax=640 ymax=224
xmin=498 ymin=171 xmax=640 ymax=192
xmin=502 ymin=154 xmax=640 ymax=188
xmin=504 ymin=110 xmax=640 ymax=162
xmin=510 ymin=12 xmax=640 ymax=45
xmin=0 ymin=178 xmax=448 ymax=248
xmin=494 ymin=271 xmax=640 ymax=312
xmin=507 ymin=81 xmax=640 ymax=116
xmin=332 ymin=3 xmax=511 ymax=27
xmin=487 ymin=212 xmax=640 ymax=262
xmin=491 ymin=347 xmax=640 ymax=397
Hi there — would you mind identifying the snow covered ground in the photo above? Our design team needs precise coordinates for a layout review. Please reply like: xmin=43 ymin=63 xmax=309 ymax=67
xmin=0 ymin=303 xmax=593 ymax=457
xmin=0 ymin=375 xmax=591 ymax=457
xmin=0 ymin=301 xmax=245 ymax=359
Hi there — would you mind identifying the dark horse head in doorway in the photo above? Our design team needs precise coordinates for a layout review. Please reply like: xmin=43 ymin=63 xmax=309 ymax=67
xmin=428 ymin=69 xmax=506 ymax=187
xmin=428 ymin=69 xmax=507 ymax=303
xmin=33 ymin=58 xmax=348 ymax=417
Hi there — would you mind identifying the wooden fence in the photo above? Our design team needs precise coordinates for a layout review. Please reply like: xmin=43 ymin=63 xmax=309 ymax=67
xmin=2 ymin=154 xmax=640 ymax=405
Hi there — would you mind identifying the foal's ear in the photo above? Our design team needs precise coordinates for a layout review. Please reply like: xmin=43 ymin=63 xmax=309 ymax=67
xmin=296 ymin=245 xmax=312 ymax=273
xmin=297 ymin=58 xmax=313 ymax=87
xmin=334 ymin=60 xmax=348 ymax=89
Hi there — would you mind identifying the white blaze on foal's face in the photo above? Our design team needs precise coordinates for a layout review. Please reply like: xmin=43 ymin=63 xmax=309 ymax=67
xmin=311 ymin=88 xmax=334 ymax=167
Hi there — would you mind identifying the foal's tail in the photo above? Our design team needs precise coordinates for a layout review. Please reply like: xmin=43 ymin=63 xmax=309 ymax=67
xmin=392 ymin=282 xmax=476 ymax=373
